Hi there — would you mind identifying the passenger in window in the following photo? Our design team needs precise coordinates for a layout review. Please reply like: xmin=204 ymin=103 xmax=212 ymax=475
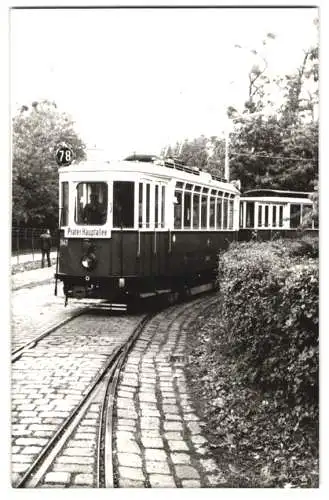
xmin=83 ymin=194 xmax=105 ymax=225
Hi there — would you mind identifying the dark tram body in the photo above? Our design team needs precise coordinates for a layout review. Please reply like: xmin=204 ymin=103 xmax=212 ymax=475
xmin=55 ymin=156 xmax=240 ymax=303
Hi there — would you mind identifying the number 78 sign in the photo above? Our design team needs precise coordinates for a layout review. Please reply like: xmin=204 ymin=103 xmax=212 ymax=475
xmin=55 ymin=144 xmax=74 ymax=166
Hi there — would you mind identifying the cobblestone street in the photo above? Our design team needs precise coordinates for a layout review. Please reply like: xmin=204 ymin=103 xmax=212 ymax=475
xmin=11 ymin=272 xmax=224 ymax=488
xmin=112 ymin=300 xmax=225 ymax=488
xmin=11 ymin=273 xmax=84 ymax=351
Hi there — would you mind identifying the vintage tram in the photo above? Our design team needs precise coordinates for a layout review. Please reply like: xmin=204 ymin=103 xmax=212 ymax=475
xmin=55 ymin=155 xmax=240 ymax=304
xmin=239 ymin=188 xmax=316 ymax=240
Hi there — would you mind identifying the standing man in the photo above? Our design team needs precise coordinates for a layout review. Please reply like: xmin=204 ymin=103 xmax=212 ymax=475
xmin=40 ymin=229 xmax=52 ymax=268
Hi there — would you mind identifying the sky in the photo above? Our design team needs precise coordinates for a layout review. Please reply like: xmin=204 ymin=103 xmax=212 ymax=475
xmin=10 ymin=6 xmax=319 ymax=159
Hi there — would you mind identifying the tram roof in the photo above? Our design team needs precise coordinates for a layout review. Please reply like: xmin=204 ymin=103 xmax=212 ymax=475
xmin=242 ymin=188 xmax=313 ymax=198
xmin=59 ymin=158 xmax=240 ymax=194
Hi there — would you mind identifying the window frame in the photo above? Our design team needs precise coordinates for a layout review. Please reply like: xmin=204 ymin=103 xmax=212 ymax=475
xmin=60 ymin=181 xmax=69 ymax=227
xmin=139 ymin=179 xmax=168 ymax=231
xmin=74 ymin=181 xmax=108 ymax=226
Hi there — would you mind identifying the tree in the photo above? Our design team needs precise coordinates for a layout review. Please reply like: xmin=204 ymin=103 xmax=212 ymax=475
xmin=162 ymin=23 xmax=318 ymax=194
xmin=228 ymin=114 xmax=318 ymax=191
xmin=228 ymin=25 xmax=319 ymax=192
xmin=162 ymin=135 xmax=226 ymax=179
xmin=233 ymin=33 xmax=276 ymax=114
xmin=12 ymin=100 xmax=86 ymax=227
xmin=179 ymin=136 xmax=209 ymax=169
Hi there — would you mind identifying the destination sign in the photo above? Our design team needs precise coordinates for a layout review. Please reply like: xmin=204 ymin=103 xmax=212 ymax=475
xmin=64 ymin=227 xmax=111 ymax=238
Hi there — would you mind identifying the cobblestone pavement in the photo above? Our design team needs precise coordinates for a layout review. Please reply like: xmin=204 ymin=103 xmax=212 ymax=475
xmin=28 ymin=296 xmax=225 ymax=489
xmin=112 ymin=297 xmax=226 ymax=488
xmin=11 ymin=275 xmax=225 ymax=488
xmin=11 ymin=282 xmax=85 ymax=351
xmin=11 ymin=313 xmax=144 ymax=487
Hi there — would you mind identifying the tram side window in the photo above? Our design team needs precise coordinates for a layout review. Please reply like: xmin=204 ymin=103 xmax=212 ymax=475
xmin=279 ymin=206 xmax=283 ymax=227
xmin=264 ymin=205 xmax=269 ymax=227
xmin=201 ymin=195 xmax=207 ymax=229
xmin=216 ymin=196 xmax=222 ymax=229
xmin=290 ymin=203 xmax=301 ymax=228
xmin=239 ymin=203 xmax=244 ymax=228
xmin=301 ymin=204 xmax=313 ymax=228
xmin=174 ymin=191 xmax=182 ymax=229
xmin=228 ymin=199 xmax=234 ymax=229
xmin=272 ymin=206 xmax=277 ymax=227
xmin=138 ymin=183 xmax=143 ymax=227
xmin=155 ymin=185 xmax=159 ymax=227
xmin=146 ymin=184 xmax=150 ymax=228
xmin=258 ymin=205 xmax=263 ymax=227
xmin=223 ymin=198 xmax=228 ymax=230
xmin=75 ymin=182 xmax=107 ymax=225
xmin=161 ymin=186 xmax=165 ymax=228
xmin=209 ymin=197 xmax=216 ymax=229
xmin=192 ymin=193 xmax=200 ymax=229
xmin=61 ymin=182 xmax=69 ymax=226
xmin=184 ymin=191 xmax=191 ymax=228
xmin=246 ymin=202 xmax=254 ymax=228
xmin=113 ymin=181 xmax=135 ymax=228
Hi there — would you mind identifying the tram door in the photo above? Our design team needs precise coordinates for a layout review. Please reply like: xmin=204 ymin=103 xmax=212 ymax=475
xmin=138 ymin=181 xmax=167 ymax=278
xmin=112 ymin=181 xmax=136 ymax=275
xmin=113 ymin=181 xmax=135 ymax=228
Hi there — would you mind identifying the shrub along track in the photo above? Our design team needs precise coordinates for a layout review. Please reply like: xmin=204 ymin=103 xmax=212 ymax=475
xmin=186 ymin=239 xmax=319 ymax=488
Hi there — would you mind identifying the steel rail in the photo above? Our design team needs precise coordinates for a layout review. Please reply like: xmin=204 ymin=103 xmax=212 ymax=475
xmin=97 ymin=313 xmax=153 ymax=487
xmin=11 ymin=308 xmax=89 ymax=362
xmin=15 ymin=313 xmax=151 ymax=488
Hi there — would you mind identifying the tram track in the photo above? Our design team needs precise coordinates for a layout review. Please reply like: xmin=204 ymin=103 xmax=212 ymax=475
xmin=97 ymin=314 xmax=152 ymax=487
xmin=11 ymin=301 xmax=128 ymax=362
xmin=12 ymin=291 xmax=219 ymax=488
xmin=11 ymin=308 xmax=88 ymax=362
xmin=15 ymin=313 xmax=152 ymax=488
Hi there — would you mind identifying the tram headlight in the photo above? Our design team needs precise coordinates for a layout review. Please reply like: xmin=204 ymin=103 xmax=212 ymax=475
xmin=81 ymin=253 xmax=97 ymax=271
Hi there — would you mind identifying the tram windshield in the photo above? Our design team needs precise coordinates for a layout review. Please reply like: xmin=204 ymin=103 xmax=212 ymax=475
xmin=75 ymin=182 xmax=108 ymax=225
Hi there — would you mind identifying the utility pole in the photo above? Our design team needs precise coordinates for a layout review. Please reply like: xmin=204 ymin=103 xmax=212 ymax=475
xmin=224 ymin=124 xmax=230 ymax=182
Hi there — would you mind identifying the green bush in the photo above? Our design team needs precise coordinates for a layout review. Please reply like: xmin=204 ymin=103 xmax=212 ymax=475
xmin=217 ymin=238 xmax=319 ymax=434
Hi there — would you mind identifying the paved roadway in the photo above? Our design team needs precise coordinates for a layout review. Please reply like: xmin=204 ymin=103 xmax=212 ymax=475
xmin=11 ymin=267 xmax=225 ymax=488
xmin=11 ymin=251 xmax=57 ymax=266
xmin=111 ymin=301 xmax=225 ymax=488
xmin=12 ymin=266 xmax=55 ymax=291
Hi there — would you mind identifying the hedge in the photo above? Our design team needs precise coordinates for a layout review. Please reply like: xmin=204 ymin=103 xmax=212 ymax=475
xmin=216 ymin=238 xmax=319 ymax=435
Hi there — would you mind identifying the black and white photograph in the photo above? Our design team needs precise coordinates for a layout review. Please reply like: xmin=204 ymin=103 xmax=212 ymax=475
xmin=9 ymin=2 xmax=319 ymax=490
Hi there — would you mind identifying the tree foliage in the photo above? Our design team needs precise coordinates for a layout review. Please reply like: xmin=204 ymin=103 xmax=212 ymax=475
xmin=228 ymin=28 xmax=319 ymax=192
xmin=12 ymin=100 xmax=86 ymax=228
xmin=162 ymin=135 xmax=226 ymax=178
xmin=164 ymin=23 xmax=319 ymax=196
xmin=228 ymin=114 xmax=318 ymax=191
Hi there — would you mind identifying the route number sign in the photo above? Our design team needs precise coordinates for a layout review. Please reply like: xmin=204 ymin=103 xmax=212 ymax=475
xmin=56 ymin=145 xmax=74 ymax=166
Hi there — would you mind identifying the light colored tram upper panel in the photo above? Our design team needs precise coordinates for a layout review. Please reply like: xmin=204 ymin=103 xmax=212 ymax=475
xmin=59 ymin=159 xmax=240 ymax=195
xmin=59 ymin=159 xmax=241 ymax=237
